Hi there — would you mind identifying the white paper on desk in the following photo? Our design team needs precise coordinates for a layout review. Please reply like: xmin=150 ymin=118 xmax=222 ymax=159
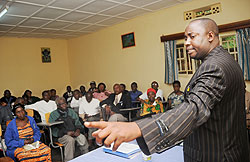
xmin=105 ymin=142 xmax=140 ymax=154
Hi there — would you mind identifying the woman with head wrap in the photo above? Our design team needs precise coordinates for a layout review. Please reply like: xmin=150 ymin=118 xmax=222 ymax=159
xmin=140 ymin=88 xmax=164 ymax=117
xmin=4 ymin=104 xmax=51 ymax=161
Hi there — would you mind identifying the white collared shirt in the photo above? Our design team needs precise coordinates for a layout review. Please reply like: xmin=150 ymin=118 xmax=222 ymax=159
xmin=25 ymin=100 xmax=57 ymax=122
xmin=79 ymin=98 xmax=100 ymax=116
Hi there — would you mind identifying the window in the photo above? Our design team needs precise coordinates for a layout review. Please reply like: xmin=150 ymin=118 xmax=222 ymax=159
xmin=176 ymin=31 xmax=238 ymax=75
xmin=220 ymin=33 xmax=238 ymax=62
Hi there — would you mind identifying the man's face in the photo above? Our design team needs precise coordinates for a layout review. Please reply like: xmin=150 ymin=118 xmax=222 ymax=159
xmin=80 ymin=86 xmax=85 ymax=92
xmin=148 ymin=91 xmax=156 ymax=102
xmin=151 ymin=82 xmax=158 ymax=90
xmin=120 ymin=85 xmax=125 ymax=92
xmin=4 ymin=91 xmax=11 ymax=98
xmin=113 ymin=85 xmax=121 ymax=95
xmin=67 ymin=86 xmax=71 ymax=92
xmin=131 ymin=84 xmax=137 ymax=92
xmin=173 ymin=84 xmax=180 ymax=93
xmin=184 ymin=21 xmax=211 ymax=60
xmin=86 ymin=93 xmax=93 ymax=103
xmin=90 ymin=83 xmax=96 ymax=89
xmin=99 ymin=85 xmax=105 ymax=92
xmin=42 ymin=92 xmax=50 ymax=102
xmin=58 ymin=99 xmax=67 ymax=111
xmin=73 ymin=91 xmax=80 ymax=100
xmin=26 ymin=91 xmax=31 ymax=98
xmin=51 ymin=90 xmax=56 ymax=96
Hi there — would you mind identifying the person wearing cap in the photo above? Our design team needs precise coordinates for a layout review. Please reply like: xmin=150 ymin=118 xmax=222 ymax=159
xmin=5 ymin=104 xmax=51 ymax=161
xmin=140 ymin=88 xmax=164 ymax=117
xmin=139 ymin=81 xmax=164 ymax=101
xmin=88 ymin=81 xmax=98 ymax=92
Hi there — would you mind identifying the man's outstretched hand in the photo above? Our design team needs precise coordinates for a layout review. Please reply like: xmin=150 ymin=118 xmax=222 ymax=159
xmin=84 ymin=121 xmax=142 ymax=151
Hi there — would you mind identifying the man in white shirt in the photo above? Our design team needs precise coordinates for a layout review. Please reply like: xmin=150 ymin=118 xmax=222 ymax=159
xmin=140 ymin=81 xmax=164 ymax=101
xmin=25 ymin=90 xmax=57 ymax=122
xmin=79 ymin=92 xmax=100 ymax=149
xmin=70 ymin=89 xmax=83 ymax=115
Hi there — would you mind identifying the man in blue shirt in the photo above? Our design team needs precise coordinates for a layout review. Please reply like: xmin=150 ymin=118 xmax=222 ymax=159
xmin=129 ymin=82 xmax=142 ymax=107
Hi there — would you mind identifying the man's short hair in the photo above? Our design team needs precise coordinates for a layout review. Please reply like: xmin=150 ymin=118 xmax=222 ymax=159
xmin=55 ymin=97 xmax=66 ymax=106
xmin=173 ymin=80 xmax=181 ymax=87
xmin=42 ymin=90 xmax=49 ymax=96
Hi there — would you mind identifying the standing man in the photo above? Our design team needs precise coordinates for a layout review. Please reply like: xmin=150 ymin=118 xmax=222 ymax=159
xmin=85 ymin=18 xmax=249 ymax=162
xmin=63 ymin=86 xmax=73 ymax=104
xmin=49 ymin=97 xmax=88 ymax=162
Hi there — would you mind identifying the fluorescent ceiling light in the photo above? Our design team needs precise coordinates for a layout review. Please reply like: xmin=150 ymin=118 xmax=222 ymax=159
xmin=0 ymin=6 xmax=8 ymax=18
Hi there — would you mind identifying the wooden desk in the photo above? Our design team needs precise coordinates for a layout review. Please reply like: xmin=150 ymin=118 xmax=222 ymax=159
xmin=120 ymin=107 xmax=141 ymax=122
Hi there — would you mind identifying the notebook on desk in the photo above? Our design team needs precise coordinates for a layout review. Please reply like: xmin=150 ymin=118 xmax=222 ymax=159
xmin=103 ymin=142 xmax=141 ymax=159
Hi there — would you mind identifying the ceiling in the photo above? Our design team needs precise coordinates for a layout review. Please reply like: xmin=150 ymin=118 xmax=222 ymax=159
xmin=0 ymin=0 xmax=191 ymax=39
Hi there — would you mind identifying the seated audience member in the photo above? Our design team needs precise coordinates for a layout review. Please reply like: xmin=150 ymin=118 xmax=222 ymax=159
xmin=15 ymin=97 xmax=42 ymax=123
xmin=50 ymin=89 xmax=59 ymax=101
xmin=79 ymin=92 xmax=100 ymax=149
xmin=100 ymin=84 xmax=131 ymax=122
xmin=25 ymin=90 xmax=57 ymax=122
xmin=0 ymin=100 xmax=13 ymax=134
xmin=140 ymin=81 xmax=164 ymax=101
xmin=80 ymin=85 xmax=86 ymax=97
xmin=5 ymin=104 xmax=51 ymax=161
xmin=22 ymin=90 xmax=40 ymax=105
xmin=140 ymin=88 xmax=164 ymax=117
xmin=93 ymin=83 xmax=111 ymax=101
xmin=129 ymin=82 xmax=142 ymax=107
xmin=63 ymin=86 xmax=73 ymax=104
xmin=120 ymin=83 xmax=129 ymax=94
xmin=88 ymin=81 xmax=98 ymax=92
xmin=167 ymin=80 xmax=184 ymax=110
xmin=0 ymin=90 xmax=16 ymax=107
xmin=49 ymin=97 xmax=88 ymax=161
xmin=70 ymin=89 xmax=82 ymax=114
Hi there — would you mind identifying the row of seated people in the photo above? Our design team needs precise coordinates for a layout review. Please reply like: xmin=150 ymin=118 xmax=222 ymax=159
xmin=0 ymin=80 xmax=185 ymax=161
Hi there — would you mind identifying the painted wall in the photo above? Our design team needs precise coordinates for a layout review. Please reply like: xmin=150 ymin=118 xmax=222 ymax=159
xmin=0 ymin=37 xmax=71 ymax=97
xmin=68 ymin=0 xmax=250 ymax=98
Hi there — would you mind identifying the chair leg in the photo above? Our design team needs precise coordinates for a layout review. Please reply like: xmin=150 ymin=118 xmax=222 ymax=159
xmin=1 ymin=140 xmax=6 ymax=157
xmin=59 ymin=146 xmax=64 ymax=162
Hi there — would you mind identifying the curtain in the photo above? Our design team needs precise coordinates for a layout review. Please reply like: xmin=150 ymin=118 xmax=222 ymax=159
xmin=164 ymin=40 xmax=178 ymax=84
xmin=236 ymin=28 xmax=250 ymax=80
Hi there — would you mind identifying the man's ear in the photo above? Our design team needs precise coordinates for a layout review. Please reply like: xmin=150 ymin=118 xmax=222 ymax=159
xmin=207 ymin=31 xmax=215 ymax=43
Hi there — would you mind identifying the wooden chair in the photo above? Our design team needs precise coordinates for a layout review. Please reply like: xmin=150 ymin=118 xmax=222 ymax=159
xmin=0 ymin=125 xmax=14 ymax=162
xmin=0 ymin=124 xmax=6 ymax=157
xmin=25 ymin=109 xmax=34 ymax=117
xmin=45 ymin=112 xmax=64 ymax=162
